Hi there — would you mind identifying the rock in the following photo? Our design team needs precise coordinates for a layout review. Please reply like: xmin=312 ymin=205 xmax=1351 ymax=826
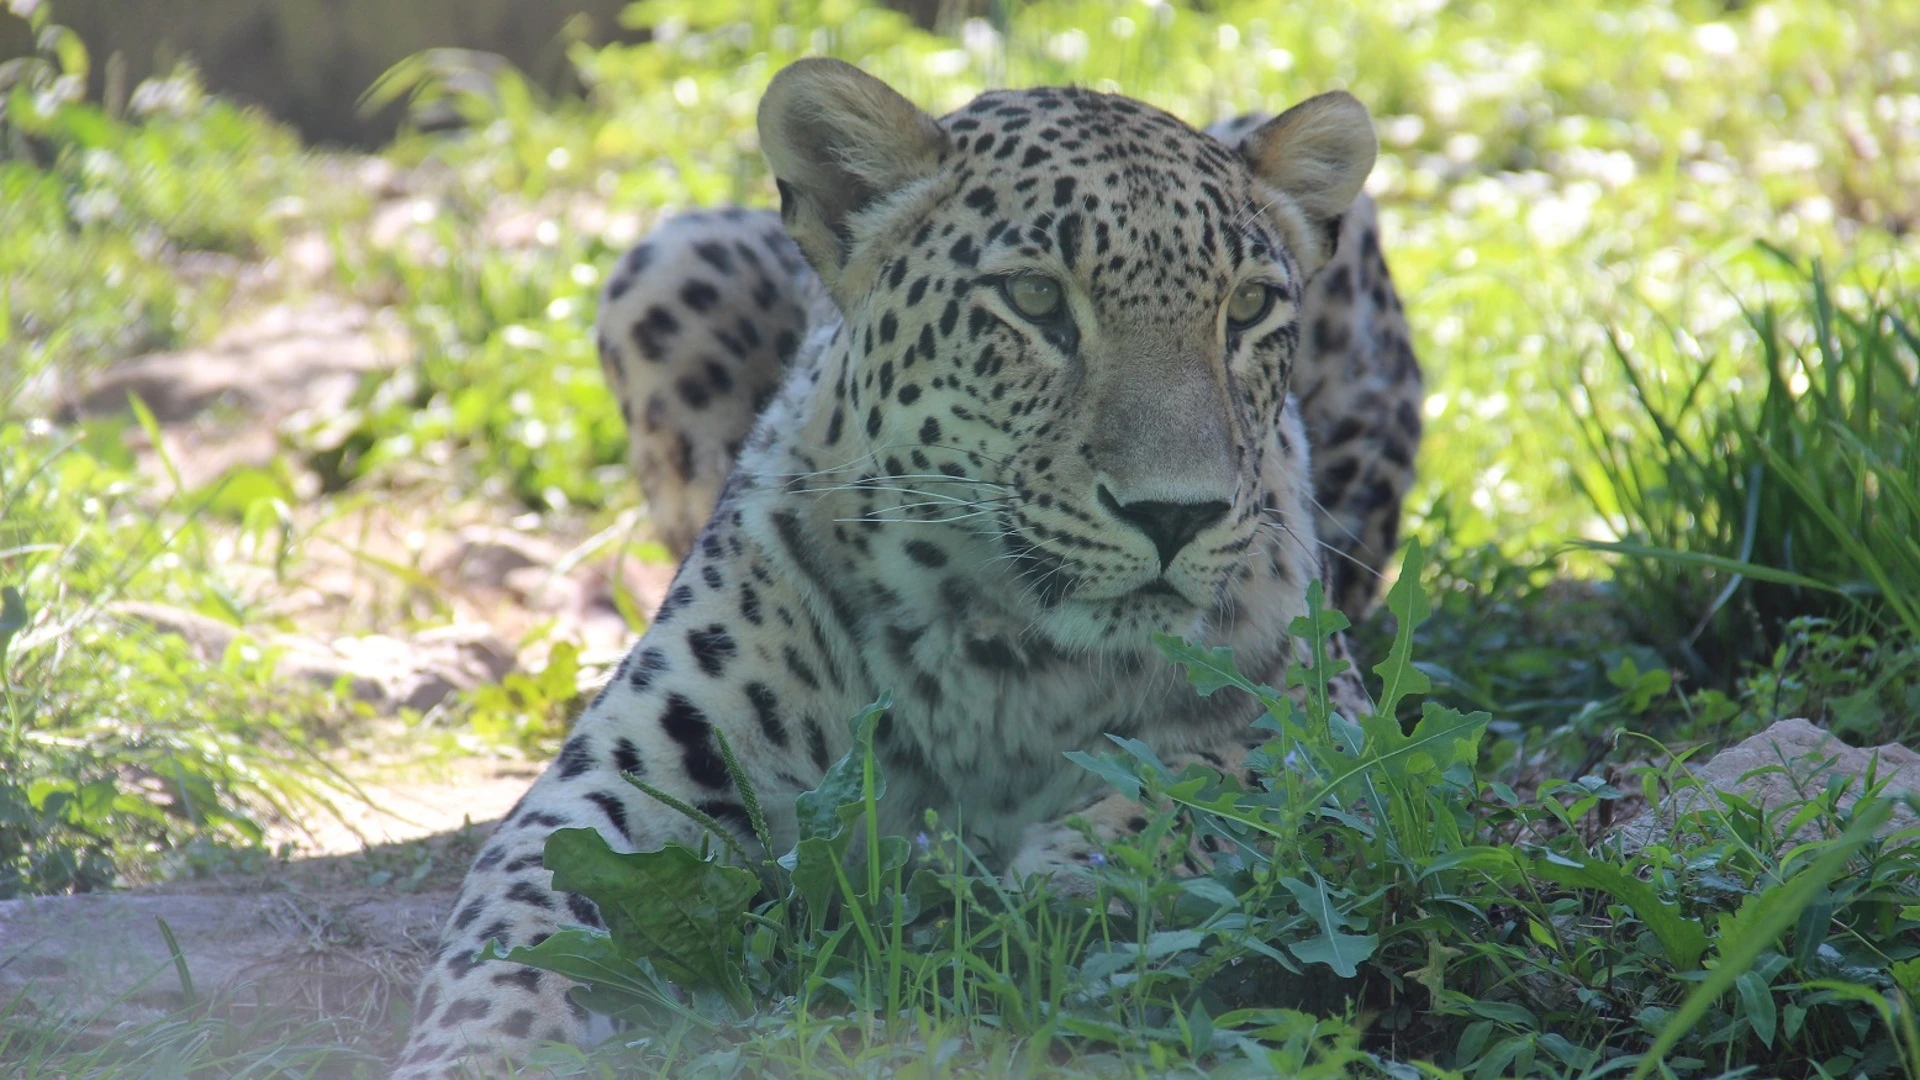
xmin=70 ymin=296 xmax=408 ymax=426
xmin=110 ymin=600 xmax=244 ymax=657
xmin=0 ymin=887 xmax=454 ymax=1032
xmin=1612 ymin=718 xmax=1920 ymax=852
xmin=327 ymin=626 xmax=516 ymax=714
xmin=35 ymin=0 xmax=643 ymax=147
xmin=503 ymin=565 xmax=589 ymax=613
xmin=265 ymin=758 xmax=536 ymax=856
xmin=437 ymin=524 xmax=564 ymax=589
xmin=110 ymin=603 xmax=513 ymax=716
xmin=62 ymin=295 xmax=413 ymax=490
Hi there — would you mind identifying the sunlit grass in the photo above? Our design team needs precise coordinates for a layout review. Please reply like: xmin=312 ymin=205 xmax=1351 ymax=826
xmin=1576 ymin=255 xmax=1920 ymax=681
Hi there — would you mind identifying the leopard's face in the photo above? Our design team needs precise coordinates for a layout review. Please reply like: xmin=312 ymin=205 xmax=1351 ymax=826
xmin=863 ymin=92 xmax=1310 ymax=643
xmin=760 ymin=62 xmax=1375 ymax=649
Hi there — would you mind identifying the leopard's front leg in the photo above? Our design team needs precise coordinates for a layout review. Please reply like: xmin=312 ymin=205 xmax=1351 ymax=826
xmin=392 ymin=767 xmax=628 ymax=1079
xmin=395 ymin=529 xmax=841 ymax=1077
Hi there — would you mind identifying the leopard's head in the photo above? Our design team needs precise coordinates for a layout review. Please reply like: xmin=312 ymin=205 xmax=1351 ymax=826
xmin=760 ymin=59 xmax=1375 ymax=647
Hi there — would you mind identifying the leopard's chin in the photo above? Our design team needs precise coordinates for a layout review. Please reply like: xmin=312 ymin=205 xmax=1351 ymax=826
xmin=1057 ymin=565 xmax=1223 ymax=611
xmin=1030 ymin=588 xmax=1215 ymax=655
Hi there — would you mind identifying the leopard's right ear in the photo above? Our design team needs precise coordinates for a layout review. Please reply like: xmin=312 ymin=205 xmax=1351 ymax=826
xmin=1236 ymin=92 xmax=1376 ymax=271
xmin=758 ymin=59 xmax=947 ymax=300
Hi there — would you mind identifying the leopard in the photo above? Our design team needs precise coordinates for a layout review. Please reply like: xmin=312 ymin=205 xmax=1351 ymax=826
xmin=396 ymin=57 xmax=1424 ymax=1077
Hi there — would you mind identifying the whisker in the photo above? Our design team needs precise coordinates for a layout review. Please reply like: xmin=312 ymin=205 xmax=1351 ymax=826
xmin=762 ymin=472 xmax=1013 ymax=493
xmin=832 ymin=508 xmax=1011 ymax=526
xmin=859 ymin=495 xmax=1017 ymax=513
xmin=1255 ymin=515 xmax=1381 ymax=581
xmin=1298 ymin=489 xmax=1367 ymax=549
xmin=787 ymin=483 xmax=1008 ymax=505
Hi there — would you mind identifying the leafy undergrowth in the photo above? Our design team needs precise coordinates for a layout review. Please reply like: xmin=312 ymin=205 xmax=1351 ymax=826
xmin=1 ymin=3 xmax=357 ymax=388
xmin=488 ymin=548 xmax=1920 ymax=1079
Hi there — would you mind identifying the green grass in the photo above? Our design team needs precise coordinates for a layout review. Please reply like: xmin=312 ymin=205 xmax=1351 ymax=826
xmin=0 ymin=409 xmax=356 ymax=898
xmin=4 ymin=0 xmax=1920 ymax=1074
xmin=1576 ymin=255 xmax=1920 ymax=677
xmin=1 ymin=992 xmax=389 ymax=1079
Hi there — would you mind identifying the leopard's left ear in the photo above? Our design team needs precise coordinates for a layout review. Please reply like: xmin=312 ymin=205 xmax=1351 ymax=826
xmin=759 ymin=58 xmax=948 ymax=301
xmin=1237 ymin=92 xmax=1377 ymax=266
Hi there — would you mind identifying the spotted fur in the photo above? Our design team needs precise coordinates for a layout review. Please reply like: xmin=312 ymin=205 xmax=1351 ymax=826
xmin=398 ymin=60 xmax=1421 ymax=1075
xmin=604 ymin=118 xmax=1424 ymax=622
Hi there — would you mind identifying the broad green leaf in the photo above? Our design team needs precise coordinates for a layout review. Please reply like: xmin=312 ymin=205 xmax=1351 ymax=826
xmin=793 ymin=695 xmax=889 ymax=843
xmin=1533 ymin=853 xmax=1707 ymax=970
xmin=1782 ymin=1001 xmax=1807 ymax=1042
xmin=1146 ymin=928 xmax=1208 ymax=959
xmin=1325 ymin=703 xmax=1488 ymax=796
xmin=1455 ymin=1020 xmax=1494 ymax=1063
xmin=1154 ymin=633 xmax=1254 ymax=697
xmin=1185 ymin=1000 xmax=1213 ymax=1056
xmin=1286 ymin=581 xmax=1354 ymax=720
xmin=785 ymin=835 xmax=844 ymax=915
xmin=476 ymin=927 xmax=705 ymax=1027
xmin=1288 ymin=928 xmax=1379 ymax=980
xmin=542 ymin=828 xmax=758 ymax=1007
xmin=1791 ymin=889 xmax=1834 ymax=968
xmin=1892 ymin=958 xmax=1920 ymax=1002
xmin=1417 ymin=845 xmax=1524 ymax=882
xmin=1064 ymin=749 xmax=1143 ymax=800
xmin=1077 ymin=946 xmax=1141 ymax=983
xmin=1474 ymin=1034 xmax=1535 ymax=1080
xmin=784 ymin=695 xmax=889 ymax=912
xmin=1109 ymin=734 xmax=1172 ymax=775
xmin=1287 ymin=579 xmax=1353 ymax=648
xmin=1372 ymin=537 xmax=1433 ymax=721
xmin=1538 ymin=1032 xmax=1598 ymax=1071
xmin=1178 ymin=875 xmax=1242 ymax=910
xmin=1281 ymin=873 xmax=1376 ymax=978
xmin=1735 ymin=970 xmax=1777 ymax=1048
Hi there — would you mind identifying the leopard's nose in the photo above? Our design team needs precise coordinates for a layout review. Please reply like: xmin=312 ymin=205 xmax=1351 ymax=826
xmin=1098 ymin=486 xmax=1230 ymax=570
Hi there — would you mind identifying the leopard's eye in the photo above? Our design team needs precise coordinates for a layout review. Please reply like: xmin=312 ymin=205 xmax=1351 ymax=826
xmin=1005 ymin=273 xmax=1064 ymax=319
xmin=1226 ymin=283 xmax=1275 ymax=328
